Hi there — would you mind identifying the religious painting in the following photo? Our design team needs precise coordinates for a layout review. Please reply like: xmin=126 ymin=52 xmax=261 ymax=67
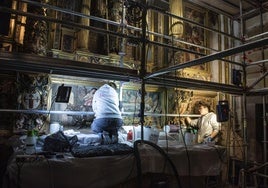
xmin=183 ymin=3 xmax=208 ymax=71
xmin=50 ymin=76 xmax=100 ymax=128
xmin=121 ymin=84 xmax=164 ymax=127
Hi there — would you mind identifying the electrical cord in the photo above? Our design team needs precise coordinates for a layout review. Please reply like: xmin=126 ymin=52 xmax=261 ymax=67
xmin=133 ymin=140 xmax=182 ymax=188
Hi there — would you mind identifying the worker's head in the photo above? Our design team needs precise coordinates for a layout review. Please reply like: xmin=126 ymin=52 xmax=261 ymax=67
xmin=108 ymin=82 xmax=117 ymax=90
xmin=197 ymin=101 xmax=210 ymax=115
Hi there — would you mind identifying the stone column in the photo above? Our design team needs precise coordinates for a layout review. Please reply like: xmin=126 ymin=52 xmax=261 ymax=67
xmin=77 ymin=0 xmax=91 ymax=50
xmin=170 ymin=0 xmax=183 ymax=38
xmin=169 ymin=0 xmax=184 ymax=65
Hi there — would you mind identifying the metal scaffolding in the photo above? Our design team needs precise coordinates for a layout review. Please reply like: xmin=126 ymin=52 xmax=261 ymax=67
xmin=0 ymin=0 xmax=268 ymax=186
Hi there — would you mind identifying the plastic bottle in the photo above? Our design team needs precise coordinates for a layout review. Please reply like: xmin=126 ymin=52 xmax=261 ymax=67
xmin=25 ymin=131 xmax=36 ymax=154
xmin=127 ymin=130 xmax=133 ymax=141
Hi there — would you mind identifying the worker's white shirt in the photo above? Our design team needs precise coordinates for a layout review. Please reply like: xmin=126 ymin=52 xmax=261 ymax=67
xmin=190 ymin=112 xmax=220 ymax=143
xmin=92 ymin=84 xmax=122 ymax=119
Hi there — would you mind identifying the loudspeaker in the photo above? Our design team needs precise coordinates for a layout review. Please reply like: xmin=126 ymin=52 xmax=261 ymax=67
xmin=55 ymin=85 xmax=72 ymax=103
xmin=216 ymin=100 xmax=229 ymax=122
xmin=232 ymin=69 xmax=242 ymax=86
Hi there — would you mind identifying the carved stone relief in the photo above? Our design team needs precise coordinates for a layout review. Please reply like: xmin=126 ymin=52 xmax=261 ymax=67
xmin=167 ymin=89 xmax=216 ymax=125
xmin=16 ymin=73 xmax=49 ymax=132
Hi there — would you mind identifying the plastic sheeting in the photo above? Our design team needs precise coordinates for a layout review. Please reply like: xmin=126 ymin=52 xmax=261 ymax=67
xmin=4 ymin=144 xmax=226 ymax=188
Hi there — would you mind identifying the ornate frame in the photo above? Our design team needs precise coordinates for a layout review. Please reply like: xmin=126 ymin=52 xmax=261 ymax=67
xmin=181 ymin=3 xmax=211 ymax=81
xmin=61 ymin=28 xmax=76 ymax=53
xmin=183 ymin=3 xmax=207 ymax=68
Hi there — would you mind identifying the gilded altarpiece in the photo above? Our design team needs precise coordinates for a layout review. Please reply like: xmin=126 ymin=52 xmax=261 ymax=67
xmin=167 ymin=3 xmax=211 ymax=81
xmin=167 ymin=89 xmax=217 ymax=126
xmin=181 ymin=3 xmax=211 ymax=81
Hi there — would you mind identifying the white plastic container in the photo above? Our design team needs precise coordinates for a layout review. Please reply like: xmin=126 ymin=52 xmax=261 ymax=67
xmin=134 ymin=125 xmax=159 ymax=144
xmin=163 ymin=125 xmax=170 ymax=133
xmin=49 ymin=122 xmax=60 ymax=134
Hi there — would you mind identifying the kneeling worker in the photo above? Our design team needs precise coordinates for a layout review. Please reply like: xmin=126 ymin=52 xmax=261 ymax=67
xmin=91 ymin=82 xmax=123 ymax=144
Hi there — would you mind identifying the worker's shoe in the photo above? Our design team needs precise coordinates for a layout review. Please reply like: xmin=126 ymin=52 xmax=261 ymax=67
xmin=101 ymin=131 xmax=118 ymax=145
